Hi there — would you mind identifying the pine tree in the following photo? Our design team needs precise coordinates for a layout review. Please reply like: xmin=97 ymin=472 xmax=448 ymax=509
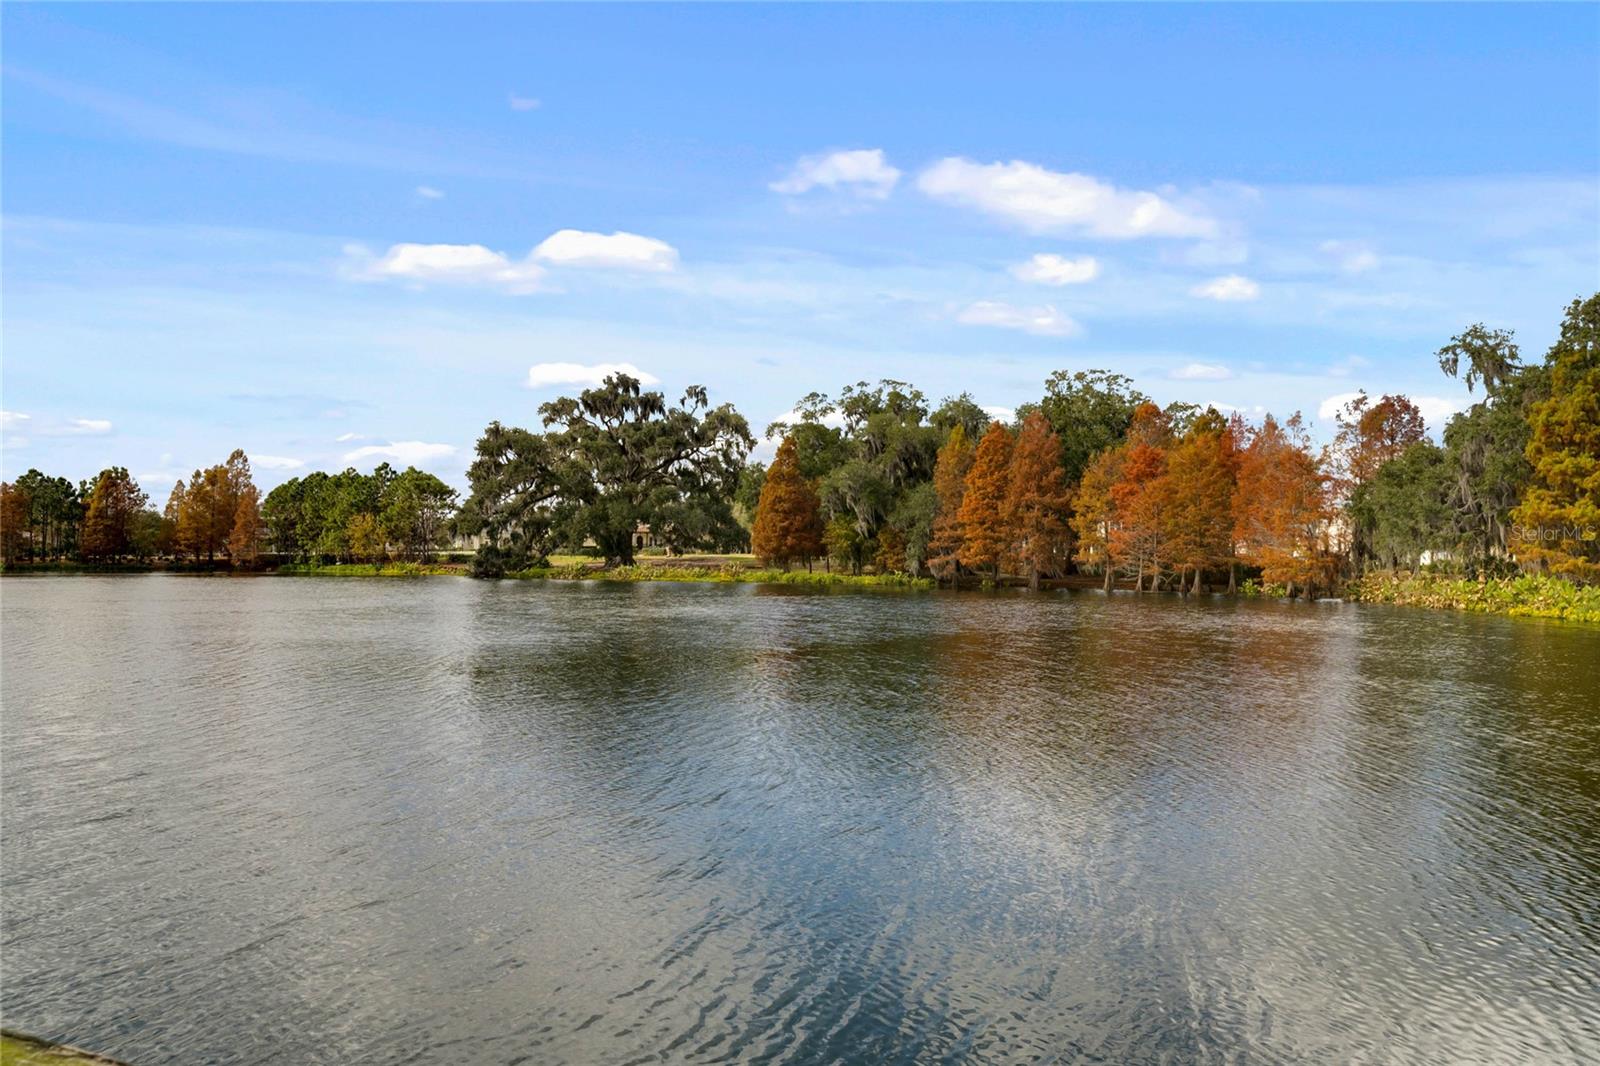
xmin=957 ymin=421 xmax=1014 ymax=582
xmin=1002 ymin=412 xmax=1072 ymax=590
xmin=927 ymin=424 xmax=975 ymax=584
xmin=751 ymin=436 xmax=824 ymax=569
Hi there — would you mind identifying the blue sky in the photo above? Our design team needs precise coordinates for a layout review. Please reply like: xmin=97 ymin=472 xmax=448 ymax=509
xmin=3 ymin=3 xmax=1596 ymax=490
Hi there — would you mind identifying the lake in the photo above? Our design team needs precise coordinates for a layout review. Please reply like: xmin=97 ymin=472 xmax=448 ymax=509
xmin=2 ymin=575 xmax=1598 ymax=1064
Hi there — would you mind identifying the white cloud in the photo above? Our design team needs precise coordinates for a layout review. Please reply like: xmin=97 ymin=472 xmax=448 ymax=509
xmin=1320 ymin=239 xmax=1380 ymax=274
xmin=334 ymin=432 xmax=365 ymax=443
xmin=526 ymin=361 xmax=660 ymax=389
xmin=415 ymin=185 xmax=444 ymax=200
xmin=770 ymin=149 xmax=901 ymax=200
xmin=1413 ymin=396 xmax=1461 ymax=430
xmin=532 ymin=229 xmax=679 ymax=272
xmin=343 ymin=441 xmax=458 ymax=466
xmin=0 ymin=411 xmax=29 ymax=428
xmin=361 ymin=242 xmax=546 ymax=293
xmin=1317 ymin=392 xmax=1364 ymax=421
xmin=981 ymin=404 xmax=1016 ymax=424
xmin=66 ymin=418 xmax=113 ymax=435
xmin=918 ymin=157 xmax=1216 ymax=238
xmin=956 ymin=301 xmax=1081 ymax=337
xmin=251 ymin=455 xmax=305 ymax=470
xmin=1171 ymin=362 xmax=1233 ymax=381
xmin=1191 ymin=274 xmax=1261 ymax=301
xmin=508 ymin=93 xmax=540 ymax=112
xmin=1010 ymin=253 xmax=1100 ymax=286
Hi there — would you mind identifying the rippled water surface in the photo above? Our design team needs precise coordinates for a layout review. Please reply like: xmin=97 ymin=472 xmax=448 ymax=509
xmin=3 ymin=576 xmax=1599 ymax=1064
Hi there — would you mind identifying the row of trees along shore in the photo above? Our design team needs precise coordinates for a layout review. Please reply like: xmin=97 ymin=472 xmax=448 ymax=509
xmin=1 ymin=452 xmax=457 ymax=567
xmin=3 ymin=293 xmax=1596 ymax=595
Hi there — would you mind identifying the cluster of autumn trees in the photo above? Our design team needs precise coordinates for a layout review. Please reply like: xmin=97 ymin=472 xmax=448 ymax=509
xmin=750 ymin=293 xmax=1600 ymax=592
xmin=1 ymin=451 xmax=267 ymax=565
xmin=7 ymin=294 xmax=1595 ymax=589
xmin=1 ymin=450 xmax=456 ymax=567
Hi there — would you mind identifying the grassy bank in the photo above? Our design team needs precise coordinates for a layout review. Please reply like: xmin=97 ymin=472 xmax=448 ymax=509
xmin=508 ymin=563 xmax=934 ymax=588
xmin=1345 ymin=572 xmax=1600 ymax=623
xmin=273 ymin=562 xmax=461 ymax=577
xmin=0 ymin=1032 xmax=127 ymax=1065
xmin=0 ymin=561 xmax=155 ymax=575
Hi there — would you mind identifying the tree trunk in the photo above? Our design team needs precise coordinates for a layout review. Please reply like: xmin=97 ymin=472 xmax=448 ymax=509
xmin=1135 ymin=560 xmax=1144 ymax=593
xmin=1103 ymin=565 xmax=1113 ymax=593
xmin=1227 ymin=563 xmax=1237 ymax=595
xmin=1029 ymin=563 xmax=1039 ymax=592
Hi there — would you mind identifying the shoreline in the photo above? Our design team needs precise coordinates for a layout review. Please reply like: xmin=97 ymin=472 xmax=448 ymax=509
xmin=5 ymin=562 xmax=1598 ymax=623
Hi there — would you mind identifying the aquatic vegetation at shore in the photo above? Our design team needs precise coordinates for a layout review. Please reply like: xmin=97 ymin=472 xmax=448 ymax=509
xmin=1346 ymin=572 xmax=1600 ymax=623
xmin=1 ymin=1031 xmax=127 ymax=1064
xmin=507 ymin=564 xmax=933 ymax=588
xmin=274 ymin=562 xmax=459 ymax=577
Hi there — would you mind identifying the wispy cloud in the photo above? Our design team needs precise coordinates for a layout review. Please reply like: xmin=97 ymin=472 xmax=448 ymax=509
xmin=508 ymin=93 xmax=541 ymax=112
xmin=770 ymin=149 xmax=901 ymax=200
xmin=981 ymin=404 xmax=1016 ymax=424
xmin=1171 ymin=362 xmax=1233 ymax=381
xmin=527 ymin=362 xmax=660 ymax=389
xmin=251 ymin=454 xmax=305 ymax=470
xmin=343 ymin=441 xmax=457 ymax=466
xmin=1010 ymin=253 xmax=1100 ymax=286
xmin=956 ymin=301 xmax=1081 ymax=337
xmin=1320 ymin=239 xmax=1379 ymax=274
xmin=415 ymin=185 xmax=445 ymax=200
xmin=919 ymin=157 xmax=1216 ymax=238
xmin=1191 ymin=274 xmax=1261 ymax=301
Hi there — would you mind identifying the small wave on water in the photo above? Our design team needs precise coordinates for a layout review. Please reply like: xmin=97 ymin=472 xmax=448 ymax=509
xmin=3 ymin=575 xmax=1598 ymax=1064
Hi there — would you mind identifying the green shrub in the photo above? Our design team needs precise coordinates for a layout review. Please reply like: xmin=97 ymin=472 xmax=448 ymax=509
xmin=1346 ymin=572 xmax=1600 ymax=623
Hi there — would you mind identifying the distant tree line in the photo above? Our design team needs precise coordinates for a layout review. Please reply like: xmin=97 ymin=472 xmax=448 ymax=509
xmin=1 ymin=452 xmax=456 ymax=567
xmin=6 ymin=293 xmax=1595 ymax=591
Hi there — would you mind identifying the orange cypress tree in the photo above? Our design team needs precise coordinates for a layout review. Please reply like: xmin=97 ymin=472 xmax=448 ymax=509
xmin=1234 ymin=413 xmax=1333 ymax=597
xmin=1162 ymin=411 xmax=1237 ymax=594
xmin=927 ymin=424 xmax=976 ymax=583
xmin=1002 ymin=412 xmax=1072 ymax=590
xmin=751 ymin=436 xmax=824 ymax=569
xmin=1072 ymin=445 xmax=1124 ymax=592
xmin=1107 ymin=403 xmax=1172 ymax=591
xmin=957 ymin=421 xmax=1014 ymax=582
